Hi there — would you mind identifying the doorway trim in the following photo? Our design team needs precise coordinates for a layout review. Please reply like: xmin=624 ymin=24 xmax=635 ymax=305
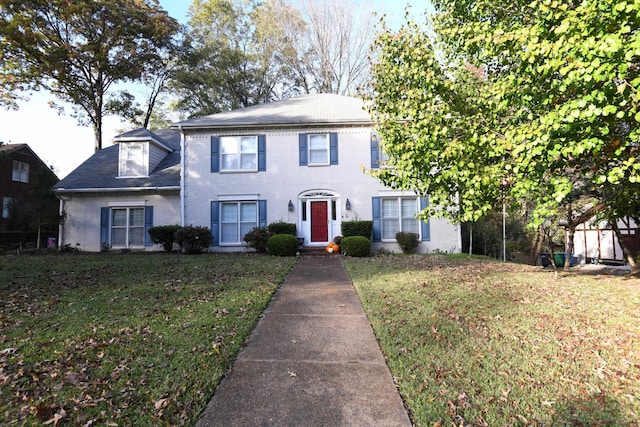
xmin=298 ymin=189 xmax=341 ymax=246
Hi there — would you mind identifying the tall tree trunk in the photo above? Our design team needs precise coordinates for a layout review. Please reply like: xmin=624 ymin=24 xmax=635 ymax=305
xmin=528 ymin=225 xmax=544 ymax=265
xmin=611 ymin=222 xmax=639 ymax=275
xmin=564 ymin=226 xmax=575 ymax=271
xmin=93 ymin=116 xmax=102 ymax=152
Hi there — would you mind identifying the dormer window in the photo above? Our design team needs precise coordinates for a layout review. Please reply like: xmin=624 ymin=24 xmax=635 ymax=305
xmin=119 ymin=142 xmax=148 ymax=177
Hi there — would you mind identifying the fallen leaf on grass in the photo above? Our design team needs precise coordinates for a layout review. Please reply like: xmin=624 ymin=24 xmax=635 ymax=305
xmin=155 ymin=397 xmax=170 ymax=411
xmin=44 ymin=408 xmax=66 ymax=426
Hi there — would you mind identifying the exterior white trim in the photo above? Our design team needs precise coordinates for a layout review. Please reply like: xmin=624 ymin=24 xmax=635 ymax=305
xmin=218 ymin=194 xmax=260 ymax=201
xmin=55 ymin=186 xmax=180 ymax=193
xmin=108 ymin=200 xmax=147 ymax=207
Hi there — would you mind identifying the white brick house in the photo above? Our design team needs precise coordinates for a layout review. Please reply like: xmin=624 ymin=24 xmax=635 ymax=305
xmin=55 ymin=94 xmax=461 ymax=253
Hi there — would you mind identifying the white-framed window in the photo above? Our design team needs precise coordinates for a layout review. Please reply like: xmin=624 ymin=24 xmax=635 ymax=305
xmin=308 ymin=134 xmax=329 ymax=165
xmin=12 ymin=160 xmax=29 ymax=183
xmin=119 ymin=142 xmax=148 ymax=177
xmin=381 ymin=197 xmax=419 ymax=240
xmin=220 ymin=136 xmax=258 ymax=172
xmin=111 ymin=207 xmax=145 ymax=247
xmin=2 ymin=197 xmax=12 ymax=218
xmin=220 ymin=201 xmax=258 ymax=244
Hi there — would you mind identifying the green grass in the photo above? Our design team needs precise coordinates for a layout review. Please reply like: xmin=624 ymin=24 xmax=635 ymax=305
xmin=0 ymin=253 xmax=296 ymax=426
xmin=344 ymin=255 xmax=640 ymax=427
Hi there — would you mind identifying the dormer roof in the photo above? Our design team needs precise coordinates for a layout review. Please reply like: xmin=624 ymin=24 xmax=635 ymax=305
xmin=114 ymin=127 xmax=174 ymax=152
xmin=53 ymin=128 xmax=180 ymax=193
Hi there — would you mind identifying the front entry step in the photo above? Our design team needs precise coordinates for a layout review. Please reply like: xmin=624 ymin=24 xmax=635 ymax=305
xmin=298 ymin=246 xmax=334 ymax=256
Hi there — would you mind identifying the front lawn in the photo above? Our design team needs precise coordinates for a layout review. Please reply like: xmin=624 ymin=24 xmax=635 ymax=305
xmin=0 ymin=253 xmax=295 ymax=426
xmin=344 ymin=255 xmax=640 ymax=426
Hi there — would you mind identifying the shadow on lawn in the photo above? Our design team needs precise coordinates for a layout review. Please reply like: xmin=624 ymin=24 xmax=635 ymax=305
xmin=550 ymin=392 xmax=632 ymax=426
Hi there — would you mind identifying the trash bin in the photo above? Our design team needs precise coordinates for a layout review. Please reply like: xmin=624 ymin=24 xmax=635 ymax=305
xmin=540 ymin=252 xmax=551 ymax=267
xmin=552 ymin=252 xmax=577 ymax=267
xmin=553 ymin=252 xmax=566 ymax=267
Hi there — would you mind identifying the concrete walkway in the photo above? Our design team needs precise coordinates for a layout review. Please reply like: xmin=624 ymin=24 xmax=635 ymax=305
xmin=196 ymin=256 xmax=412 ymax=427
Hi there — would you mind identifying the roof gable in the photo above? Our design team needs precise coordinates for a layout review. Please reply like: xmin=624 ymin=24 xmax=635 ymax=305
xmin=0 ymin=143 xmax=59 ymax=181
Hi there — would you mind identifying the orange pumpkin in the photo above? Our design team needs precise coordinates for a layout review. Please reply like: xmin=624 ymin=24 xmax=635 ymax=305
xmin=325 ymin=242 xmax=340 ymax=253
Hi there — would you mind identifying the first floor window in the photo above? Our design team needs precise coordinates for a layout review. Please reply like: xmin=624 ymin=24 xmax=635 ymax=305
xmin=12 ymin=160 xmax=29 ymax=183
xmin=221 ymin=202 xmax=257 ymax=244
xmin=382 ymin=197 xmax=419 ymax=240
xmin=111 ymin=207 xmax=144 ymax=247
xmin=2 ymin=197 xmax=12 ymax=218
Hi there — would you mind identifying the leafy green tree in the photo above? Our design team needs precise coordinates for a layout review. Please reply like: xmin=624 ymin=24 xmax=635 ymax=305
xmin=172 ymin=0 xmax=266 ymax=117
xmin=0 ymin=0 xmax=180 ymax=150
xmin=433 ymin=0 xmax=640 ymax=261
xmin=368 ymin=19 xmax=508 ymax=224
xmin=369 ymin=1 xmax=640 ymax=270
xmin=172 ymin=0 xmax=376 ymax=118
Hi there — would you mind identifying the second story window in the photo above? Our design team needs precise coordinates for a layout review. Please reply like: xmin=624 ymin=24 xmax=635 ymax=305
xmin=370 ymin=131 xmax=390 ymax=169
xmin=308 ymin=134 xmax=329 ymax=165
xmin=12 ymin=160 xmax=29 ymax=183
xmin=299 ymin=132 xmax=338 ymax=166
xmin=119 ymin=142 xmax=148 ymax=177
xmin=221 ymin=136 xmax=257 ymax=171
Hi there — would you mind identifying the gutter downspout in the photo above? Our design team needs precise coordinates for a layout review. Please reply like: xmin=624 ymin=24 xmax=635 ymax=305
xmin=179 ymin=125 xmax=185 ymax=227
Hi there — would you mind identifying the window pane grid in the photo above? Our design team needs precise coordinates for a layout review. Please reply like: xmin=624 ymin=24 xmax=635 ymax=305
xmin=308 ymin=134 xmax=328 ymax=165
xmin=12 ymin=161 xmax=29 ymax=183
xmin=381 ymin=198 xmax=420 ymax=241
xmin=221 ymin=136 xmax=258 ymax=171
xmin=121 ymin=143 xmax=146 ymax=176
xmin=221 ymin=202 xmax=258 ymax=244
xmin=110 ymin=207 xmax=145 ymax=248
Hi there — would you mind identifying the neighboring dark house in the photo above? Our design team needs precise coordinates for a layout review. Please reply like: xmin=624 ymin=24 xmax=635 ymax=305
xmin=0 ymin=143 xmax=60 ymax=250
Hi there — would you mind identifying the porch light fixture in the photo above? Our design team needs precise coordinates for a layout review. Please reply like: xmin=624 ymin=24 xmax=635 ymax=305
xmin=345 ymin=199 xmax=351 ymax=211
xmin=288 ymin=200 xmax=294 ymax=211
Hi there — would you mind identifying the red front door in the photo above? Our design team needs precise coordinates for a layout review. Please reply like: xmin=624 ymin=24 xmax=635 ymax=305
xmin=310 ymin=201 xmax=328 ymax=242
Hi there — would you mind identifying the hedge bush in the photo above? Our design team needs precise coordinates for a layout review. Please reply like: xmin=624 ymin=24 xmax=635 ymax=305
xmin=267 ymin=234 xmax=298 ymax=257
xmin=396 ymin=231 xmax=420 ymax=254
xmin=267 ymin=221 xmax=296 ymax=236
xmin=341 ymin=236 xmax=370 ymax=257
xmin=174 ymin=226 xmax=212 ymax=254
xmin=148 ymin=225 xmax=181 ymax=252
xmin=243 ymin=227 xmax=271 ymax=253
xmin=341 ymin=220 xmax=373 ymax=238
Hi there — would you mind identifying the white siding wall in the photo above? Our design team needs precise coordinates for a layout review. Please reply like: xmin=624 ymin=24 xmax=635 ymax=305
xmin=148 ymin=144 xmax=169 ymax=173
xmin=59 ymin=192 xmax=180 ymax=252
xmin=184 ymin=127 xmax=462 ymax=254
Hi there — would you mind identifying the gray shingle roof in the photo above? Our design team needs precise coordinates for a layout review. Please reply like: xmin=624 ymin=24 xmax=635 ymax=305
xmin=54 ymin=128 xmax=181 ymax=192
xmin=172 ymin=93 xmax=372 ymax=129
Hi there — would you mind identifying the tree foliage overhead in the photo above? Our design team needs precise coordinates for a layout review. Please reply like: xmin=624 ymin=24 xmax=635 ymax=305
xmin=172 ymin=0 xmax=376 ymax=118
xmin=368 ymin=1 xmax=640 ymax=230
xmin=172 ymin=0 xmax=261 ymax=117
xmin=0 ymin=0 xmax=180 ymax=150
xmin=295 ymin=0 xmax=375 ymax=95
